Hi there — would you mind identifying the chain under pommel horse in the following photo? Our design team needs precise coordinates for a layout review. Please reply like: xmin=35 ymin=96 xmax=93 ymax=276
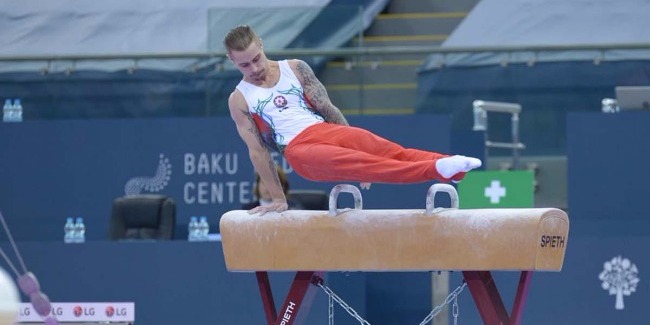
xmin=219 ymin=184 xmax=570 ymax=325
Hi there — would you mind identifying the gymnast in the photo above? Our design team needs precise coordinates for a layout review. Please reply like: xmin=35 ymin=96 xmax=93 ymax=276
xmin=224 ymin=25 xmax=482 ymax=214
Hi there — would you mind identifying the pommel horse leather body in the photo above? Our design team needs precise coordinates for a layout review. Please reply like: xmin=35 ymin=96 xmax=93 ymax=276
xmin=219 ymin=184 xmax=569 ymax=325
xmin=220 ymin=207 xmax=568 ymax=272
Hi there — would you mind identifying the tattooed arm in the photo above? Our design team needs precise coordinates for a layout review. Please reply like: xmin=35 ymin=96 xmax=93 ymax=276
xmin=291 ymin=59 xmax=349 ymax=126
xmin=228 ymin=90 xmax=288 ymax=214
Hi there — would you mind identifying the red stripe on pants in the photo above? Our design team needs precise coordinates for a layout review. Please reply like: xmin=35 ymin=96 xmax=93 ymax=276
xmin=284 ymin=122 xmax=450 ymax=183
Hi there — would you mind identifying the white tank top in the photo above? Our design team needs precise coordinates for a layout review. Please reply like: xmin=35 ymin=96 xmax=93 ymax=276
xmin=235 ymin=60 xmax=324 ymax=151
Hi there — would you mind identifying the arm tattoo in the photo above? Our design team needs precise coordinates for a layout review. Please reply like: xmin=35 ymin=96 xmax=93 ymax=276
xmin=267 ymin=160 xmax=281 ymax=190
xmin=243 ymin=111 xmax=265 ymax=147
xmin=295 ymin=61 xmax=348 ymax=126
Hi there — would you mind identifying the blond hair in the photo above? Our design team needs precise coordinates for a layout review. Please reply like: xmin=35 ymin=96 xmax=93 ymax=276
xmin=223 ymin=25 xmax=260 ymax=53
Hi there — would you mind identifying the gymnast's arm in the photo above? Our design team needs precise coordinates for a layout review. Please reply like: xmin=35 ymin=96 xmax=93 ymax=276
xmin=228 ymin=90 xmax=288 ymax=214
xmin=290 ymin=59 xmax=349 ymax=126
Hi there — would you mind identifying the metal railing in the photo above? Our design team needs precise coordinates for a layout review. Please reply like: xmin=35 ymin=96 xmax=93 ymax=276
xmin=473 ymin=100 xmax=526 ymax=169
xmin=1 ymin=43 xmax=650 ymax=120
xmin=2 ymin=43 xmax=650 ymax=63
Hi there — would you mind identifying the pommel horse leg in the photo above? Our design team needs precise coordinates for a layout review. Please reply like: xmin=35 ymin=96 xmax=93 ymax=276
xmin=463 ymin=270 xmax=532 ymax=325
xmin=256 ymin=271 xmax=322 ymax=325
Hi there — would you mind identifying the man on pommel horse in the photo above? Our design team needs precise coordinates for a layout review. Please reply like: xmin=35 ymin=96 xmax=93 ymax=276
xmin=221 ymin=25 xmax=569 ymax=325
xmin=224 ymin=25 xmax=482 ymax=215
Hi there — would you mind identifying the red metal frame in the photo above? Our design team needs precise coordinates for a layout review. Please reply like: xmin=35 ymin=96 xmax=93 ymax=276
xmin=256 ymin=270 xmax=533 ymax=325
xmin=462 ymin=270 xmax=533 ymax=325
xmin=256 ymin=271 xmax=321 ymax=325
xmin=256 ymin=272 xmax=277 ymax=324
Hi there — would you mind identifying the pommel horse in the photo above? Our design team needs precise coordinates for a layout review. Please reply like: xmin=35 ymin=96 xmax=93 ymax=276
xmin=220 ymin=184 xmax=569 ymax=325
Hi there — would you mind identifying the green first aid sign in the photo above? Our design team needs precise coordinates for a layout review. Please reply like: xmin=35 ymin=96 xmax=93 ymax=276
xmin=458 ymin=170 xmax=534 ymax=208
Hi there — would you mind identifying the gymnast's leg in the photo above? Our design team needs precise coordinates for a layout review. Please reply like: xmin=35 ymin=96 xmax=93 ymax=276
xmin=284 ymin=123 xmax=481 ymax=183
xmin=318 ymin=123 xmax=446 ymax=162
xmin=316 ymin=123 xmax=481 ymax=179
xmin=285 ymin=142 xmax=442 ymax=183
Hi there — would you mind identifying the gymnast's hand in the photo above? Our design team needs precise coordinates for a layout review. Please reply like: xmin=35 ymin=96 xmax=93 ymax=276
xmin=360 ymin=182 xmax=372 ymax=190
xmin=248 ymin=200 xmax=289 ymax=215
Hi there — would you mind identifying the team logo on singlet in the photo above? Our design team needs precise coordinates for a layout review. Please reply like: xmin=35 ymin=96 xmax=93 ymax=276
xmin=273 ymin=95 xmax=288 ymax=110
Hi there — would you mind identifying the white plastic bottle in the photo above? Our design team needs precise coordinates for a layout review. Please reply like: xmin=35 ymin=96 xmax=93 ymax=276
xmin=63 ymin=217 xmax=75 ymax=244
xmin=13 ymin=98 xmax=22 ymax=122
xmin=75 ymin=217 xmax=86 ymax=243
xmin=188 ymin=216 xmax=199 ymax=242
xmin=198 ymin=216 xmax=210 ymax=241
xmin=3 ymin=99 xmax=12 ymax=122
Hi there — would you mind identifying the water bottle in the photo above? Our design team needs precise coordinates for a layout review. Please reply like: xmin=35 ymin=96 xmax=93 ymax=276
xmin=601 ymin=98 xmax=619 ymax=113
xmin=188 ymin=216 xmax=199 ymax=242
xmin=13 ymin=98 xmax=22 ymax=122
xmin=198 ymin=216 xmax=210 ymax=241
xmin=63 ymin=217 xmax=75 ymax=244
xmin=74 ymin=217 xmax=86 ymax=243
xmin=3 ymin=99 xmax=12 ymax=122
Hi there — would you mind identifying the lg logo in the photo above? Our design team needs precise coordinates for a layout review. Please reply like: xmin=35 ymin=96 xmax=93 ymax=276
xmin=73 ymin=306 xmax=95 ymax=317
xmin=20 ymin=306 xmax=63 ymax=316
xmin=105 ymin=306 xmax=128 ymax=317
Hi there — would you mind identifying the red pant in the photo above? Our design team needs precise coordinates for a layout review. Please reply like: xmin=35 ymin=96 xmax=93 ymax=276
xmin=284 ymin=123 xmax=450 ymax=183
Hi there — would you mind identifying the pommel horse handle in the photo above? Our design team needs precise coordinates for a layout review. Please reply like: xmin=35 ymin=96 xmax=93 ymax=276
xmin=426 ymin=183 xmax=459 ymax=214
xmin=328 ymin=184 xmax=363 ymax=216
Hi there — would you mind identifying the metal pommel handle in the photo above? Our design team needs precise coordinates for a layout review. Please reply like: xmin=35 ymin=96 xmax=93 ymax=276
xmin=425 ymin=184 xmax=459 ymax=215
xmin=329 ymin=184 xmax=363 ymax=216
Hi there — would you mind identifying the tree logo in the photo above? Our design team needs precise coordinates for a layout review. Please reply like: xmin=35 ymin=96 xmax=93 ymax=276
xmin=598 ymin=255 xmax=640 ymax=310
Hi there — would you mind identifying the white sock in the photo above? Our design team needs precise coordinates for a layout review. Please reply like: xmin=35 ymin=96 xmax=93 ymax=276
xmin=435 ymin=155 xmax=482 ymax=178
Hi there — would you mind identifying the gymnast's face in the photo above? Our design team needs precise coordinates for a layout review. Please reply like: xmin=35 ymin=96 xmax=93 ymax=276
xmin=228 ymin=39 xmax=270 ymax=84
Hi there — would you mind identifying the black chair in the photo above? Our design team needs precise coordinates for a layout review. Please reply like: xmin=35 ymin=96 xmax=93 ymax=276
xmin=288 ymin=190 xmax=329 ymax=210
xmin=109 ymin=194 xmax=176 ymax=240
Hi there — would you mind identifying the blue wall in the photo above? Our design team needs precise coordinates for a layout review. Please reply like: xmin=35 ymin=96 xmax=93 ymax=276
xmin=0 ymin=114 xmax=458 ymax=324
xmin=0 ymin=115 xmax=453 ymax=242
xmin=0 ymin=241 xmax=367 ymax=325
xmin=568 ymin=111 xmax=650 ymax=234
xmin=435 ymin=111 xmax=650 ymax=323
xmin=2 ymin=111 xmax=648 ymax=324
xmin=6 ymin=234 xmax=650 ymax=324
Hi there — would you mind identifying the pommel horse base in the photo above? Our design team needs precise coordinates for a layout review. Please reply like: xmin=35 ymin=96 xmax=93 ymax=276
xmin=220 ymin=184 xmax=569 ymax=325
